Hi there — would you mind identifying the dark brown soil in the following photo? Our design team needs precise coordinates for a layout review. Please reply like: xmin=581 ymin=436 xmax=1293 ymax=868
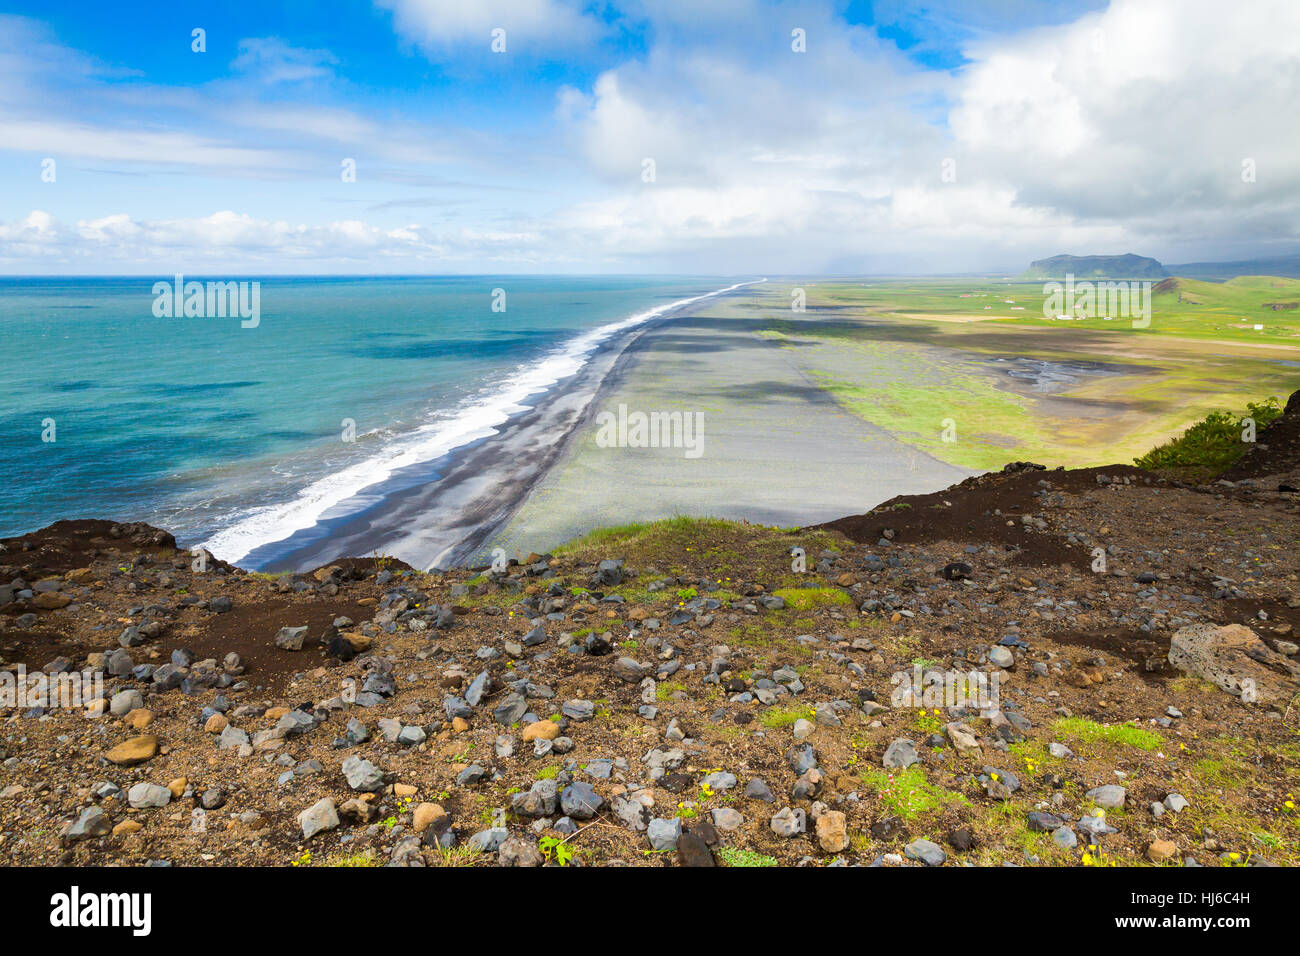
xmin=814 ymin=463 xmax=1156 ymax=570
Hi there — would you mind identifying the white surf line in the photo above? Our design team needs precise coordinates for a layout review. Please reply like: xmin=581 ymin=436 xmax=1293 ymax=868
xmin=200 ymin=278 xmax=763 ymax=566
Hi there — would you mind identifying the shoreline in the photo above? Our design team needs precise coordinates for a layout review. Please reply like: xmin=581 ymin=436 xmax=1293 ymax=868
xmin=482 ymin=291 xmax=978 ymax=561
xmin=239 ymin=282 xmax=761 ymax=572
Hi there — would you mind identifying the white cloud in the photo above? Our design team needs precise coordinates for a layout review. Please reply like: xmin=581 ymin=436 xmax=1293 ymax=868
xmin=376 ymin=0 xmax=601 ymax=52
xmin=542 ymin=0 xmax=1300 ymax=269
xmin=3 ymin=1 xmax=1300 ymax=272
xmin=231 ymin=38 xmax=338 ymax=84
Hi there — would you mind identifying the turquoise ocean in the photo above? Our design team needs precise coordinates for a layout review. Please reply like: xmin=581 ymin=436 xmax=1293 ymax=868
xmin=0 ymin=276 xmax=733 ymax=566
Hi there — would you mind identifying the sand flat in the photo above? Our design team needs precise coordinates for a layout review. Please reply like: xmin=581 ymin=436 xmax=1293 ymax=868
xmin=486 ymin=305 xmax=973 ymax=560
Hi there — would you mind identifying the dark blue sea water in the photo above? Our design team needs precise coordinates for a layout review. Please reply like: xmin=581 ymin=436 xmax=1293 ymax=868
xmin=0 ymin=275 xmax=731 ymax=563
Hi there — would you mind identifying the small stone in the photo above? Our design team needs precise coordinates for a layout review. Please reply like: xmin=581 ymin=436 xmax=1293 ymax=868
xmin=498 ymin=835 xmax=545 ymax=867
xmin=711 ymin=807 xmax=744 ymax=831
xmin=342 ymin=756 xmax=385 ymax=792
xmin=109 ymin=690 xmax=143 ymax=716
xmin=560 ymin=781 xmax=605 ymax=820
xmin=1051 ymin=826 xmax=1077 ymax=849
xmin=647 ymin=817 xmax=682 ymax=851
xmin=64 ymin=806 xmax=112 ymax=841
xmin=1163 ymin=793 xmax=1189 ymax=813
xmin=274 ymin=625 xmax=309 ymax=651
xmin=522 ymin=720 xmax=560 ymax=742
xmin=816 ymin=810 xmax=849 ymax=852
xmin=127 ymin=783 xmax=171 ymax=809
xmin=882 ymin=738 xmax=919 ymax=769
xmin=204 ymin=713 xmax=228 ymax=733
xmin=298 ymin=798 xmax=340 ymax=839
xmin=1147 ymin=838 xmax=1177 ymax=863
xmin=770 ymin=806 xmax=806 ymax=837
xmin=904 ymin=838 xmax=946 ymax=866
xmin=105 ymin=735 xmax=158 ymax=766
xmin=1085 ymin=785 xmax=1127 ymax=810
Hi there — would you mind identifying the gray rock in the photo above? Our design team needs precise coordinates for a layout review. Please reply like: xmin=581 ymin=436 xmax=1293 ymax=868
xmin=127 ymin=783 xmax=171 ymax=809
xmin=152 ymin=663 xmax=184 ymax=691
xmin=274 ymin=625 xmax=309 ymax=651
xmin=647 ymin=816 xmax=682 ymax=851
xmin=298 ymin=798 xmax=340 ymax=839
xmin=701 ymin=771 xmax=738 ymax=791
xmin=904 ymin=838 xmax=946 ymax=866
xmin=1077 ymin=813 xmax=1117 ymax=837
xmin=64 ymin=806 xmax=112 ymax=841
xmin=512 ymin=779 xmax=559 ymax=817
xmin=455 ymin=764 xmax=488 ymax=786
xmin=989 ymin=646 xmax=1014 ymax=668
xmin=883 ymin=738 xmax=919 ymax=769
xmin=562 ymin=699 xmax=595 ymax=721
xmin=770 ymin=806 xmax=806 ymax=837
xmin=1051 ymin=826 xmax=1078 ymax=849
xmin=744 ymin=778 xmax=776 ymax=802
xmin=218 ymin=725 xmax=250 ymax=749
xmin=613 ymin=794 xmax=649 ymax=830
xmin=341 ymin=756 xmax=385 ymax=792
xmin=397 ymin=725 xmax=427 ymax=747
xmin=561 ymin=781 xmax=605 ymax=820
xmin=493 ymin=693 xmax=528 ymax=725
xmin=1085 ymin=785 xmax=1127 ymax=810
xmin=276 ymin=710 xmax=316 ymax=736
xmin=467 ymin=827 xmax=508 ymax=853
xmin=498 ymin=835 xmax=544 ymax=866
xmin=109 ymin=689 xmax=143 ymax=716
xmin=594 ymin=559 xmax=624 ymax=586
xmin=104 ymin=649 xmax=133 ymax=677
xmin=1163 ymin=792 xmax=1189 ymax=813
xmin=711 ymin=807 xmax=744 ymax=831
xmin=614 ymin=657 xmax=646 ymax=682
xmin=465 ymin=671 xmax=492 ymax=707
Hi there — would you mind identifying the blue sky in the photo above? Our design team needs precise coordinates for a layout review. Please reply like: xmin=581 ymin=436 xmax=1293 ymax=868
xmin=1 ymin=0 xmax=1296 ymax=274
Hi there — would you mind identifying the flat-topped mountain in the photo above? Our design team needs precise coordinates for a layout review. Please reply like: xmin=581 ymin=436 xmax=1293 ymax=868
xmin=1022 ymin=253 xmax=1168 ymax=279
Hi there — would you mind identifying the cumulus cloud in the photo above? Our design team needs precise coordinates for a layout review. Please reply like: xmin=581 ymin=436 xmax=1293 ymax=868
xmin=2 ymin=1 xmax=1299 ymax=272
xmin=545 ymin=0 xmax=1300 ymax=269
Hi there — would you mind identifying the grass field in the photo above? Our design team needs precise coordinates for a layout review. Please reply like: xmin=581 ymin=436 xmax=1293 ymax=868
xmin=734 ymin=277 xmax=1300 ymax=470
xmin=792 ymin=274 xmax=1300 ymax=346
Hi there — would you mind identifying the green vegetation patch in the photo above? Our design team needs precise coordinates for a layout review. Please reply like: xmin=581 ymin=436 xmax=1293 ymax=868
xmin=1135 ymin=396 xmax=1283 ymax=475
xmin=859 ymin=765 xmax=969 ymax=820
xmin=759 ymin=704 xmax=816 ymax=728
xmin=772 ymin=586 xmax=853 ymax=610
xmin=1053 ymin=717 xmax=1163 ymax=752
xmin=717 ymin=846 xmax=779 ymax=867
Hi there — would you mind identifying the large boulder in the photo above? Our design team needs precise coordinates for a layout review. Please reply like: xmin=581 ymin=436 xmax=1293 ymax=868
xmin=1168 ymin=623 xmax=1300 ymax=703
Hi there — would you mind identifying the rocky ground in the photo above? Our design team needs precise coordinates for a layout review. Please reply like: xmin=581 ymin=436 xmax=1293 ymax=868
xmin=1 ymin=396 xmax=1297 ymax=868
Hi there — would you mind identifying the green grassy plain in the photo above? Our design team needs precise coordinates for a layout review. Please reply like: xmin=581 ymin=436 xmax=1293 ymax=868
xmin=742 ymin=277 xmax=1300 ymax=470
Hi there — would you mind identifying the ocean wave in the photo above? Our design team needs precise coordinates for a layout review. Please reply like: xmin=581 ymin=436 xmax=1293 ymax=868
xmin=199 ymin=279 xmax=760 ymax=565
